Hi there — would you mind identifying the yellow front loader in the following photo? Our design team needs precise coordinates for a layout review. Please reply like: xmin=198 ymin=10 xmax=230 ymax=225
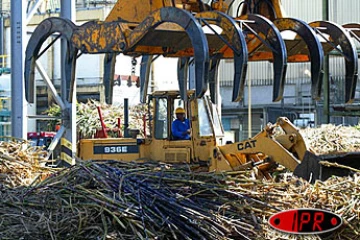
xmin=78 ymin=90 xmax=360 ymax=182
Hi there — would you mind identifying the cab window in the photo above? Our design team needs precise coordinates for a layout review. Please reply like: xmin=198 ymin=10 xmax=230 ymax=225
xmin=211 ymin=103 xmax=224 ymax=137
xmin=173 ymin=98 xmax=185 ymax=119
xmin=154 ymin=98 xmax=168 ymax=139
xmin=197 ymin=98 xmax=213 ymax=137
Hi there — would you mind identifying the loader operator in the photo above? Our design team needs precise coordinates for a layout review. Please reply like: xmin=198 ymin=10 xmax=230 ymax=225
xmin=172 ymin=107 xmax=191 ymax=140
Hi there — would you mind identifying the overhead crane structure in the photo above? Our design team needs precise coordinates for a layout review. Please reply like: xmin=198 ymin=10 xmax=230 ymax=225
xmin=12 ymin=0 xmax=360 ymax=163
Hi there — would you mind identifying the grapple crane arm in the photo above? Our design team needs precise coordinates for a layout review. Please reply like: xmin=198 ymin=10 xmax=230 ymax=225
xmin=24 ymin=17 xmax=78 ymax=103
xmin=310 ymin=21 xmax=359 ymax=103
xmin=241 ymin=14 xmax=287 ymax=102
xmin=274 ymin=18 xmax=324 ymax=100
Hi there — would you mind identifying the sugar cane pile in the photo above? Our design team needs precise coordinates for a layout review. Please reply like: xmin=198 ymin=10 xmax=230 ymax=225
xmin=0 ymin=138 xmax=56 ymax=187
xmin=76 ymin=100 xmax=125 ymax=138
xmin=0 ymin=160 xmax=359 ymax=240
xmin=300 ymin=124 xmax=360 ymax=154
xmin=46 ymin=101 xmax=149 ymax=139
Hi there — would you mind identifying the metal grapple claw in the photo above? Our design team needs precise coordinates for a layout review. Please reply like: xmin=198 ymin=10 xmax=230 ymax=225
xmin=195 ymin=11 xmax=248 ymax=102
xmin=274 ymin=18 xmax=324 ymax=100
xmin=177 ymin=57 xmax=190 ymax=101
xmin=103 ymin=53 xmax=116 ymax=104
xmin=343 ymin=23 xmax=360 ymax=41
xmin=140 ymin=55 xmax=153 ymax=103
xmin=209 ymin=58 xmax=220 ymax=104
xmin=242 ymin=14 xmax=287 ymax=102
xmin=127 ymin=7 xmax=210 ymax=98
xmin=140 ymin=9 xmax=250 ymax=103
xmin=25 ymin=17 xmax=77 ymax=103
xmin=310 ymin=21 xmax=358 ymax=103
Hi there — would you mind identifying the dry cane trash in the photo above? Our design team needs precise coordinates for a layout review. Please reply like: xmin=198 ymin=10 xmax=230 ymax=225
xmin=0 ymin=138 xmax=57 ymax=188
xmin=300 ymin=124 xmax=360 ymax=154
xmin=0 ymin=159 xmax=358 ymax=239
xmin=1 ymin=122 xmax=360 ymax=239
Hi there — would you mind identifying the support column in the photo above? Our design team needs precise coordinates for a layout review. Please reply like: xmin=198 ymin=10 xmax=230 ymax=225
xmin=322 ymin=0 xmax=330 ymax=123
xmin=0 ymin=14 xmax=4 ymax=65
xmin=11 ymin=0 xmax=27 ymax=138
xmin=61 ymin=0 xmax=76 ymax=164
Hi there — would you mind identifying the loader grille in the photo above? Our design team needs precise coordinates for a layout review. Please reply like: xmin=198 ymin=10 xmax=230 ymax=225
xmin=165 ymin=153 xmax=176 ymax=162
xmin=165 ymin=150 xmax=189 ymax=163
xmin=177 ymin=153 xmax=187 ymax=162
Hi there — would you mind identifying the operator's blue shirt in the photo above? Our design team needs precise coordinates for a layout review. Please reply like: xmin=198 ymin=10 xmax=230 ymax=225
xmin=172 ymin=119 xmax=190 ymax=140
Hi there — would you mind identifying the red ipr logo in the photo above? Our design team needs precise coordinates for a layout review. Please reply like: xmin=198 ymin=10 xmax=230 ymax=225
xmin=269 ymin=209 xmax=343 ymax=234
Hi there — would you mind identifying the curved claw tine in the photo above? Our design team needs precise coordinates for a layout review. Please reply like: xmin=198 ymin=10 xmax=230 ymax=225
xmin=274 ymin=18 xmax=324 ymax=100
xmin=67 ymin=49 xmax=78 ymax=103
xmin=195 ymin=11 xmax=248 ymax=102
xmin=140 ymin=55 xmax=152 ymax=103
xmin=245 ymin=14 xmax=287 ymax=102
xmin=25 ymin=17 xmax=76 ymax=103
xmin=178 ymin=57 xmax=190 ymax=101
xmin=128 ymin=7 xmax=209 ymax=98
xmin=103 ymin=53 xmax=116 ymax=104
xmin=233 ymin=55 xmax=248 ymax=102
xmin=343 ymin=23 xmax=360 ymax=38
xmin=209 ymin=58 xmax=220 ymax=104
xmin=310 ymin=21 xmax=358 ymax=103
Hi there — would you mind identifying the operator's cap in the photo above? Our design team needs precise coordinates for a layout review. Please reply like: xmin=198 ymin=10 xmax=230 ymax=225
xmin=175 ymin=107 xmax=186 ymax=114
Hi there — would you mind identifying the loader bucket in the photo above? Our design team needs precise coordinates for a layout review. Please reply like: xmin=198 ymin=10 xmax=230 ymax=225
xmin=241 ymin=14 xmax=287 ymax=102
xmin=24 ymin=17 xmax=77 ymax=103
xmin=273 ymin=18 xmax=324 ymax=100
xmin=309 ymin=21 xmax=358 ymax=103
xmin=293 ymin=151 xmax=360 ymax=183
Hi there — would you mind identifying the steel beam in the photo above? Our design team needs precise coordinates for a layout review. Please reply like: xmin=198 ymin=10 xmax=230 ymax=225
xmin=60 ymin=0 xmax=76 ymax=165
xmin=35 ymin=62 xmax=66 ymax=109
xmin=27 ymin=115 xmax=61 ymax=120
xmin=11 ymin=0 xmax=27 ymax=138
xmin=0 ymin=15 xmax=4 ymax=64
xmin=46 ymin=125 xmax=65 ymax=160
xmin=26 ymin=0 xmax=45 ymax=24
xmin=322 ymin=0 xmax=330 ymax=123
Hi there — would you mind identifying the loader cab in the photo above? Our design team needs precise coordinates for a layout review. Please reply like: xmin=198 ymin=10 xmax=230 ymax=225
xmin=145 ymin=90 xmax=224 ymax=164
xmin=149 ymin=91 xmax=188 ymax=140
